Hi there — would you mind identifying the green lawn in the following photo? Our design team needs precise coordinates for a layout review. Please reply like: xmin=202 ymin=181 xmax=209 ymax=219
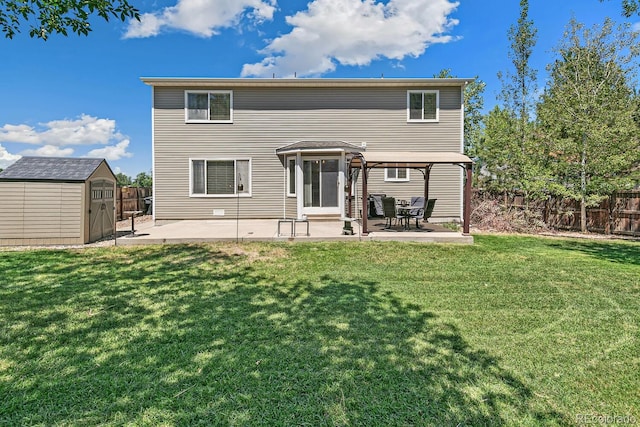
xmin=0 ymin=235 xmax=638 ymax=426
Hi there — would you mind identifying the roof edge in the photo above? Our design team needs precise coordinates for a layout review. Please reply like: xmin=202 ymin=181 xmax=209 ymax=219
xmin=0 ymin=178 xmax=87 ymax=183
xmin=140 ymin=77 xmax=475 ymax=88
xmin=275 ymin=140 xmax=364 ymax=155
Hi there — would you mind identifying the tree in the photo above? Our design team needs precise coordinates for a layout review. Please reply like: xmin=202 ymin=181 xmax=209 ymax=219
xmin=133 ymin=171 xmax=152 ymax=188
xmin=116 ymin=172 xmax=132 ymax=187
xmin=498 ymin=0 xmax=538 ymax=132
xmin=536 ymin=18 xmax=640 ymax=231
xmin=476 ymin=106 xmax=518 ymax=192
xmin=0 ymin=0 xmax=139 ymax=40
xmin=482 ymin=0 xmax=543 ymax=197
xmin=600 ymin=0 xmax=640 ymax=17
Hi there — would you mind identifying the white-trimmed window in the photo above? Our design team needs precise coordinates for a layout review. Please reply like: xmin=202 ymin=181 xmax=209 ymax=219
xmin=185 ymin=91 xmax=233 ymax=123
xmin=190 ymin=158 xmax=250 ymax=196
xmin=385 ymin=166 xmax=409 ymax=182
xmin=407 ymin=90 xmax=439 ymax=122
xmin=287 ymin=157 xmax=296 ymax=197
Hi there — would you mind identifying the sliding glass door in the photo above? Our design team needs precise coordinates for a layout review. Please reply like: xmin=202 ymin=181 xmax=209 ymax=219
xmin=303 ymin=158 xmax=339 ymax=209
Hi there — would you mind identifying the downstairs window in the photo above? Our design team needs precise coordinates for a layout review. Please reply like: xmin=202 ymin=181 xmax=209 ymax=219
xmin=191 ymin=159 xmax=250 ymax=196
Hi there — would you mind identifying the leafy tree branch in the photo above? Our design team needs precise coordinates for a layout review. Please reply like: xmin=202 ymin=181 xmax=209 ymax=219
xmin=0 ymin=0 xmax=139 ymax=40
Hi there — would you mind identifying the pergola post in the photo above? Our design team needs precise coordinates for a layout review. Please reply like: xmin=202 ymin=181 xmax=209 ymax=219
xmin=463 ymin=164 xmax=472 ymax=235
xmin=361 ymin=160 xmax=368 ymax=235
xmin=423 ymin=165 xmax=432 ymax=217
xmin=347 ymin=161 xmax=353 ymax=218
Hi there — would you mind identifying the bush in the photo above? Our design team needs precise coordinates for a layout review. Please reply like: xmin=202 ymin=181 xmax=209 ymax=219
xmin=471 ymin=192 xmax=548 ymax=233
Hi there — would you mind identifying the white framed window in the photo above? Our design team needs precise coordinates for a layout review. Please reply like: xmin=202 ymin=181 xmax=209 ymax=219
xmin=385 ymin=166 xmax=410 ymax=182
xmin=185 ymin=91 xmax=233 ymax=123
xmin=287 ymin=157 xmax=296 ymax=197
xmin=407 ymin=90 xmax=439 ymax=122
xmin=190 ymin=158 xmax=250 ymax=197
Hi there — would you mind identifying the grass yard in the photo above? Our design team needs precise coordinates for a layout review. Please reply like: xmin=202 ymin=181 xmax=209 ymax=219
xmin=0 ymin=235 xmax=638 ymax=426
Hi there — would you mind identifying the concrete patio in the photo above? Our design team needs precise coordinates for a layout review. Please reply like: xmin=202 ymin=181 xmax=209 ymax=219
xmin=115 ymin=218 xmax=474 ymax=245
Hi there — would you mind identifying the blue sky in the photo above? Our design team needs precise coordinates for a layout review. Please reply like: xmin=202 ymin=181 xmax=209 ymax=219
xmin=0 ymin=0 xmax=637 ymax=177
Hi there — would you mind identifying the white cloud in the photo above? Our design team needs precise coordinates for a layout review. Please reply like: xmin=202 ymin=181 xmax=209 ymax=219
xmin=0 ymin=144 xmax=21 ymax=170
xmin=0 ymin=114 xmax=133 ymax=161
xmin=124 ymin=0 xmax=276 ymax=38
xmin=242 ymin=0 xmax=459 ymax=77
xmin=0 ymin=114 xmax=123 ymax=147
xmin=21 ymin=145 xmax=75 ymax=157
xmin=0 ymin=124 xmax=42 ymax=144
xmin=87 ymin=140 xmax=133 ymax=161
xmin=633 ymin=22 xmax=640 ymax=32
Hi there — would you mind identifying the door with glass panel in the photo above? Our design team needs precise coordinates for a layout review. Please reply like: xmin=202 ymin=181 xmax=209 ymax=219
xmin=302 ymin=158 xmax=339 ymax=213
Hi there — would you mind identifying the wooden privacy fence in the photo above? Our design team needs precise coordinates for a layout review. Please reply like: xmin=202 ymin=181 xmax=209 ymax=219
xmin=116 ymin=187 xmax=152 ymax=221
xmin=475 ymin=190 xmax=640 ymax=237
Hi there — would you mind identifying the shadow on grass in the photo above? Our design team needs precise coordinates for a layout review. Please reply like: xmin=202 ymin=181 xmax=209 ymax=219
xmin=544 ymin=239 xmax=640 ymax=265
xmin=0 ymin=245 xmax=565 ymax=425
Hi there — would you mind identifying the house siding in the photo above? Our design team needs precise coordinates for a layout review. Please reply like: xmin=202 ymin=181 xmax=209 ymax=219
xmin=153 ymin=85 xmax=463 ymax=220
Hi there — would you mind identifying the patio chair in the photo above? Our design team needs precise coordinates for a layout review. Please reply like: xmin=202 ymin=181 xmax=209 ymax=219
xmin=408 ymin=196 xmax=425 ymax=228
xmin=382 ymin=196 xmax=406 ymax=230
xmin=368 ymin=193 xmax=386 ymax=217
xmin=424 ymin=198 xmax=437 ymax=222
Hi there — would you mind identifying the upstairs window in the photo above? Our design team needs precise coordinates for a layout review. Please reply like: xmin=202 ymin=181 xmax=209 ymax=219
xmin=407 ymin=90 xmax=439 ymax=122
xmin=186 ymin=91 xmax=233 ymax=123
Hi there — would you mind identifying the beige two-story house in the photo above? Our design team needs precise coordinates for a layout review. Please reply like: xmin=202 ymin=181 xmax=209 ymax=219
xmin=141 ymin=78 xmax=473 ymax=234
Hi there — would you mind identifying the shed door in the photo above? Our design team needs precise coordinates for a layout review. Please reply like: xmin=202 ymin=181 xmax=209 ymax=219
xmin=89 ymin=180 xmax=115 ymax=242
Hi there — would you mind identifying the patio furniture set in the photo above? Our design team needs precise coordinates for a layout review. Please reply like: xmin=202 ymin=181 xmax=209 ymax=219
xmin=369 ymin=194 xmax=437 ymax=231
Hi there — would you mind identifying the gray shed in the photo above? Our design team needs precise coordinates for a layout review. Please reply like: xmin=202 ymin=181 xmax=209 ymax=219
xmin=0 ymin=157 xmax=116 ymax=245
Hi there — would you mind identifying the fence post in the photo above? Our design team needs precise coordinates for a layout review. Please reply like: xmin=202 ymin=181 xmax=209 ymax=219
xmin=118 ymin=187 xmax=123 ymax=221
xmin=606 ymin=193 xmax=614 ymax=235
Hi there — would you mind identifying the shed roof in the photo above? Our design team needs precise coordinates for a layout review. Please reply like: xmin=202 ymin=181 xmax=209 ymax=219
xmin=0 ymin=157 xmax=111 ymax=182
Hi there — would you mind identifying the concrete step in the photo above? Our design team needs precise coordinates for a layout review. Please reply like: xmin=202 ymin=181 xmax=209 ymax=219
xmin=304 ymin=214 xmax=342 ymax=222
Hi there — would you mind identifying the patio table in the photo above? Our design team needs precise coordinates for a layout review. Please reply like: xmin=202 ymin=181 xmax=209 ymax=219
xmin=392 ymin=200 xmax=408 ymax=230
xmin=396 ymin=205 xmax=412 ymax=230
xmin=124 ymin=210 xmax=144 ymax=236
